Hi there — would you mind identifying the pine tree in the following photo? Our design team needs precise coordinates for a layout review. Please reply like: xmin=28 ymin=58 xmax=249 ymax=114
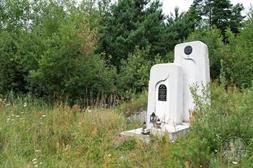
xmin=97 ymin=0 xmax=169 ymax=68
xmin=166 ymin=7 xmax=198 ymax=49
xmin=192 ymin=0 xmax=244 ymax=35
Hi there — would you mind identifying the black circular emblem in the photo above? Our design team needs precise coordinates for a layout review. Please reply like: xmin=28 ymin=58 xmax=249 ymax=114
xmin=184 ymin=46 xmax=193 ymax=55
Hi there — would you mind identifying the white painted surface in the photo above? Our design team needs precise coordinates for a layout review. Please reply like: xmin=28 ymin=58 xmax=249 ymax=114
xmin=174 ymin=41 xmax=210 ymax=122
xmin=147 ymin=63 xmax=184 ymax=127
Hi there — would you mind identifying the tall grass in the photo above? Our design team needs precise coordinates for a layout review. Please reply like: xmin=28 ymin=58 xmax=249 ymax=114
xmin=0 ymin=97 xmax=128 ymax=167
xmin=0 ymin=84 xmax=252 ymax=167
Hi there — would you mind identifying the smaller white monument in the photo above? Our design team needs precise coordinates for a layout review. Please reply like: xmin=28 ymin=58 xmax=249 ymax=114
xmin=146 ymin=63 xmax=184 ymax=127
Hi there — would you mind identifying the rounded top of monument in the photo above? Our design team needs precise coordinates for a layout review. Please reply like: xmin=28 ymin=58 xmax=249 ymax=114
xmin=175 ymin=41 xmax=207 ymax=51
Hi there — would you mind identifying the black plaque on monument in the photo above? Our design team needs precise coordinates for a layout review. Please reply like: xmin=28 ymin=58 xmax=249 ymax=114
xmin=158 ymin=84 xmax=167 ymax=101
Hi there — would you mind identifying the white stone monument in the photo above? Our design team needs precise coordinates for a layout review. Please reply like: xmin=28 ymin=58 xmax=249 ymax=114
xmin=174 ymin=41 xmax=210 ymax=122
xmin=121 ymin=41 xmax=210 ymax=141
xmin=146 ymin=63 xmax=184 ymax=127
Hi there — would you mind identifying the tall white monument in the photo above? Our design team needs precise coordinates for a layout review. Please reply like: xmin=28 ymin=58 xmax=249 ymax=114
xmin=174 ymin=41 xmax=210 ymax=122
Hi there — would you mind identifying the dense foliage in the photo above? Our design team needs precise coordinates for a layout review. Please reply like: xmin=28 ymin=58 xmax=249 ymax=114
xmin=97 ymin=0 xmax=169 ymax=67
xmin=0 ymin=0 xmax=252 ymax=102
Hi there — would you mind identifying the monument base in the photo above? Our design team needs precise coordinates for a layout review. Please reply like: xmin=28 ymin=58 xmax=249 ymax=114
xmin=120 ymin=122 xmax=190 ymax=143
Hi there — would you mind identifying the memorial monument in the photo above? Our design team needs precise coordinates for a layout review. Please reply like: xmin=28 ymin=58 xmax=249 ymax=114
xmin=121 ymin=41 xmax=210 ymax=140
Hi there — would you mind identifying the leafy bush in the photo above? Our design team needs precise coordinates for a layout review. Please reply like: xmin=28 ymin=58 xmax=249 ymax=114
xmin=117 ymin=47 xmax=152 ymax=96
xmin=0 ymin=32 xmax=28 ymax=93
xmin=224 ymin=17 xmax=253 ymax=88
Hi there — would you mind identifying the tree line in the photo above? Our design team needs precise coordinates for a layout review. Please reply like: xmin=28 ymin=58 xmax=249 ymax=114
xmin=0 ymin=0 xmax=252 ymax=103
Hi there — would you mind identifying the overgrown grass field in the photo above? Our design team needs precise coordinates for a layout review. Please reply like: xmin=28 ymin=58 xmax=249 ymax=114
xmin=0 ymin=84 xmax=252 ymax=167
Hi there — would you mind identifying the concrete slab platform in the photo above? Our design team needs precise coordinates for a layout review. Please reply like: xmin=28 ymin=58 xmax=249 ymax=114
xmin=120 ymin=122 xmax=190 ymax=143
xmin=120 ymin=128 xmax=151 ymax=144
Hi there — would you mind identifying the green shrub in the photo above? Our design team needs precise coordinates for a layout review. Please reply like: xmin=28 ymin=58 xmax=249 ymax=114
xmin=0 ymin=32 xmax=28 ymax=93
xmin=225 ymin=18 xmax=253 ymax=88
xmin=117 ymin=47 xmax=152 ymax=96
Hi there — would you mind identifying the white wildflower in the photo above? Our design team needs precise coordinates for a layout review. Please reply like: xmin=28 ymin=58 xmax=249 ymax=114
xmin=232 ymin=161 xmax=238 ymax=165
xmin=24 ymin=102 xmax=27 ymax=107
xmin=35 ymin=149 xmax=41 ymax=153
